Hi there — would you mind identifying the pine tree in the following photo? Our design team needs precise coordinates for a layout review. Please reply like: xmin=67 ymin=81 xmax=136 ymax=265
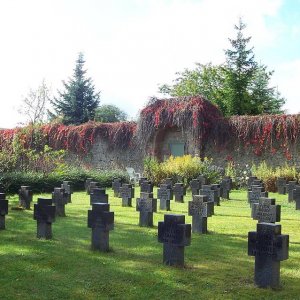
xmin=224 ymin=18 xmax=257 ymax=115
xmin=50 ymin=53 xmax=100 ymax=125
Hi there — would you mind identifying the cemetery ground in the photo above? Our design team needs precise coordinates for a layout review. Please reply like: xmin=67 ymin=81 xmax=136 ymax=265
xmin=1 ymin=189 xmax=300 ymax=300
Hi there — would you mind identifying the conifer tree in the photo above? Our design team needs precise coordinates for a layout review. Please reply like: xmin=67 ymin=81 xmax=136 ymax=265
xmin=50 ymin=53 xmax=100 ymax=125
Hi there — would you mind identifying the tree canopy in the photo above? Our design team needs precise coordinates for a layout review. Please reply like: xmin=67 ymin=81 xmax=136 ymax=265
xmin=50 ymin=53 xmax=100 ymax=125
xmin=94 ymin=104 xmax=127 ymax=123
xmin=159 ymin=19 xmax=285 ymax=116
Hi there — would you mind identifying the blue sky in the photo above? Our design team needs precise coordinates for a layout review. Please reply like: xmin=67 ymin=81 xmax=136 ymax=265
xmin=0 ymin=0 xmax=299 ymax=128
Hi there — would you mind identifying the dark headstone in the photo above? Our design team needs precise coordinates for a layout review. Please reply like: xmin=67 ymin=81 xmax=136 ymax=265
xmin=61 ymin=181 xmax=73 ymax=203
xmin=248 ymin=223 xmax=289 ymax=288
xmin=33 ymin=198 xmax=56 ymax=239
xmin=90 ymin=188 xmax=108 ymax=205
xmin=251 ymin=197 xmax=281 ymax=223
xmin=173 ymin=183 xmax=186 ymax=203
xmin=220 ymin=178 xmax=231 ymax=199
xmin=163 ymin=178 xmax=174 ymax=191
xmin=0 ymin=193 xmax=8 ymax=230
xmin=200 ymin=185 xmax=219 ymax=206
xmin=158 ymin=214 xmax=191 ymax=266
xmin=157 ymin=184 xmax=173 ymax=211
xmin=138 ymin=177 xmax=148 ymax=186
xmin=211 ymin=184 xmax=222 ymax=198
xmin=276 ymin=177 xmax=286 ymax=195
xmin=88 ymin=181 xmax=100 ymax=195
xmin=286 ymin=181 xmax=297 ymax=202
xmin=197 ymin=174 xmax=207 ymax=187
xmin=18 ymin=186 xmax=33 ymax=209
xmin=88 ymin=203 xmax=114 ymax=251
xmin=136 ymin=197 xmax=157 ymax=227
xmin=248 ymin=186 xmax=268 ymax=207
xmin=140 ymin=181 xmax=154 ymax=193
xmin=188 ymin=195 xmax=214 ymax=233
xmin=52 ymin=187 xmax=68 ymax=217
xmin=112 ymin=178 xmax=122 ymax=197
xmin=119 ymin=184 xmax=134 ymax=207
xmin=293 ymin=186 xmax=300 ymax=210
xmin=190 ymin=179 xmax=201 ymax=195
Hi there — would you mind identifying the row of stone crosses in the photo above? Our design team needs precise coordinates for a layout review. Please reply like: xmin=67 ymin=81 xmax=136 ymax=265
xmin=0 ymin=174 xmax=294 ymax=289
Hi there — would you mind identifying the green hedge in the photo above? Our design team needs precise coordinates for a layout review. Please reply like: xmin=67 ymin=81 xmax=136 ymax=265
xmin=0 ymin=169 xmax=129 ymax=194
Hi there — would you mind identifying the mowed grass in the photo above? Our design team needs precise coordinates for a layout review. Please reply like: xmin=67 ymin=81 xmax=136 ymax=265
xmin=0 ymin=188 xmax=300 ymax=300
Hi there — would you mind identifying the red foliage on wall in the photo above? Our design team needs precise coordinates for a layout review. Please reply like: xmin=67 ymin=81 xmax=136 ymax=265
xmin=0 ymin=122 xmax=137 ymax=154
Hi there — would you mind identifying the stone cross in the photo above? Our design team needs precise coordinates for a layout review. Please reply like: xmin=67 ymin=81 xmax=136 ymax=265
xmin=220 ymin=178 xmax=231 ymax=199
xmin=293 ymin=186 xmax=300 ymax=210
xmin=33 ymin=198 xmax=56 ymax=239
xmin=119 ymin=184 xmax=135 ymax=207
xmin=0 ymin=193 xmax=8 ymax=230
xmin=138 ymin=177 xmax=148 ymax=186
xmin=248 ymin=223 xmax=289 ymax=288
xmin=248 ymin=176 xmax=258 ymax=189
xmin=88 ymin=203 xmax=114 ymax=251
xmin=158 ymin=214 xmax=191 ymax=266
xmin=112 ymin=178 xmax=122 ymax=197
xmin=286 ymin=181 xmax=297 ymax=202
xmin=61 ymin=181 xmax=73 ymax=203
xmin=90 ymin=188 xmax=108 ymax=205
xmin=140 ymin=181 xmax=153 ymax=193
xmin=19 ymin=186 xmax=33 ymax=209
xmin=136 ymin=196 xmax=157 ymax=227
xmin=276 ymin=177 xmax=286 ymax=195
xmin=251 ymin=197 xmax=281 ymax=223
xmin=163 ymin=178 xmax=173 ymax=191
xmin=189 ymin=179 xmax=201 ymax=195
xmin=200 ymin=185 xmax=219 ymax=206
xmin=173 ymin=183 xmax=186 ymax=203
xmin=157 ymin=184 xmax=173 ymax=211
xmin=211 ymin=184 xmax=222 ymax=198
xmin=197 ymin=174 xmax=207 ymax=187
xmin=52 ymin=187 xmax=68 ymax=217
xmin=85 ymin=178 xmax=93 ymax=193
xmin=188 ymin=195 xmax=214 ymax=233
xmin=248 ymin=186 xmax=268 ymax=207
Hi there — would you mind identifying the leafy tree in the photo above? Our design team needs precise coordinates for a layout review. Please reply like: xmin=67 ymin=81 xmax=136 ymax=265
xmin=159 ymin=18 xmax=285 ymax=116
xmin=94 ymin=104 xmax=127 ymax=123
xmin=50 ymin=53 xmax=100 ymax=125
xmin=18 ymin=79 xmax=51 ymax=125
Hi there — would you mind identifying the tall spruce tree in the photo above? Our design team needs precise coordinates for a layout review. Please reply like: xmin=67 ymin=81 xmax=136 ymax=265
xmin=50 ymin=53 xmax=100 ymax=125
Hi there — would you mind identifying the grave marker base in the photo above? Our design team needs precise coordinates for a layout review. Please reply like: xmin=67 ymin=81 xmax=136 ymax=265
xmin=0 ymin=215 xmax=5 ymax=230
xmin=160 ymin=199 xmax=170 ymax=211
xmin=139 ymin=212 xmax=153 ymax=227
xmin=255 ymin=256 xmax=280 ymax=288
xmin=122 ymin=198 xmax=132 ymax=207
xmin=56 ymin=205 xmax=66 ymax=217
xmin=37 ymin=221 xmax=52 ymax=239
xmin=163 ymin=244 xmax=185 ymax=266
xmin=192 ymin=216 xmax=207 ymax=234
xmin=91 ymin=227 xmax=109 ymax=251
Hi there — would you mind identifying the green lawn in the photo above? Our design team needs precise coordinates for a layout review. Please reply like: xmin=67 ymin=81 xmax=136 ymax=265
xmin=1 ymin=189 xmax=299 ymax=299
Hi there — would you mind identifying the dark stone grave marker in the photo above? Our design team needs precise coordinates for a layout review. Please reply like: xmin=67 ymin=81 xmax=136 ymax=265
xmin=163 ymin=178 xmax=173 ymax=191
xmin=220 ymin=178 xmax=231 ymax=199
xmin=197 ymin=174 xmax=207 ymax=188
xmin=138 ymin=177 xmax=148 ymax=186
xmin=112 ymin=178 xmax=122 ymax=197
xmin=248 ymin=223 xmax=289 ymax=288
xmin=286 ymin=181 xmax=297 ymax=202
xmin=200 ymin=185 xmax=219 ymax=206
xmin=140 ymin=181 xmax=153 ymax=193
xmin=276 ymin=177 xmax=286 ymax=195
xmin=119 ymin=184 xmax=134 ymax=207
xmin=157 ymin=184 xmax=173 ymax=211
xmin=136 ymin=196 xmax=157 ymax=227
xmin=85 ymin=178 xmax=93 ymax=193
xmin=158 ymin=214 xmax=191 ymax=266
xmin=188 ymin=195 xmax=214 ymax=233
xmin=0 ymin=193 xmax=8 ymax=230
xmin=248 ymin=176 xmax=258 ymax=188
xmin=52 ymin=187 xmax=68 ymax=217
xmin=211 ymin=184 xmax=222 ymax=198
xmin=248 ymin=186 xmax=268 ymax=207
xmin=88 ymin=181 xmax=100 ymax=195
xmin=251 ymin=197 xmax=281 ymax=223
xmin=19 ymin=186 xmax=33 ymax=209
xmin=88 ymin=203 xmax=114 ymax=251
xmin=293 ymin=186 xmax=300 ymax=210
xmin=189 ymin=179 xmax=201 ymax=195
xmin=33 ymin=198 xmax=56 ymax=239
xmin=173 ymin=183 xmax=186 ymax=203
xmin=61 ymin=181 xmax=73 ymax=203
xmin=90 ymin=188 xmax=108 ymax=205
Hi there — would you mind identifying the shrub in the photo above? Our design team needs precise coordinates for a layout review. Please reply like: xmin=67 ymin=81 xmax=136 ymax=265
xmin=143 ymin=155 xmax=222 ymax=185
xmin=0 ymin=167 xmax=128 ymax=194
